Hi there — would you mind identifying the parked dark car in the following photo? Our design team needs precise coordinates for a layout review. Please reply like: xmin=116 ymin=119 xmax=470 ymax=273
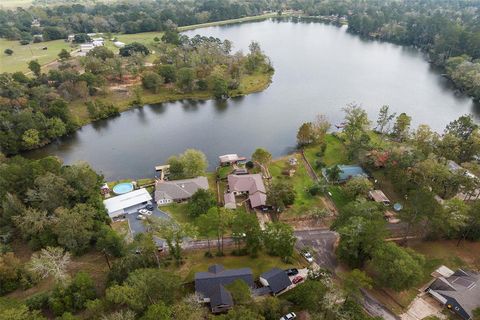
xmin=146 ymin=204 xmax=154 ymax=211
xmin=285 ymin=268 xmax=299 ymax=276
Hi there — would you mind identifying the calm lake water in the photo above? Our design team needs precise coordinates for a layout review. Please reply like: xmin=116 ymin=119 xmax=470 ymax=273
xmin=27 ymin=19 xmax=480 ymax=180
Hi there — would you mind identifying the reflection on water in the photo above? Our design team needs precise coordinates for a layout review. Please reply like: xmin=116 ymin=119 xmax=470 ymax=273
xmin=25 ymin=19 xmax=480 ymax=180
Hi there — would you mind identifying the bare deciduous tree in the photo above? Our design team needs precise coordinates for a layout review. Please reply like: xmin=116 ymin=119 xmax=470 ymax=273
xmin=28 ymin=246 xmax=71 ymax=282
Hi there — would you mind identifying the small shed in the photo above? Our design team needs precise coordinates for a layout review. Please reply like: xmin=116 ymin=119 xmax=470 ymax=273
xmin=369 ymin=190 xmax=390 ymax=206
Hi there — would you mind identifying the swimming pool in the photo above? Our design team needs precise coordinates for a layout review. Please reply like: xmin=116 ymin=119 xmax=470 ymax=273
xmin=113 ymin=182 xmax=134 ymax=194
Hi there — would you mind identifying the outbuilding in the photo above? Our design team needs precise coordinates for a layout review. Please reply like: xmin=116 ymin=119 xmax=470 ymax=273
xmin=103 ymin=188 xmax=152 ymax=220
xmin=369 ymin=190 xmax=390 ymax=206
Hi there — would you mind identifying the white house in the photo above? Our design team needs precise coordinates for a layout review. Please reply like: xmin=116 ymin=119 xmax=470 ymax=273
xmin=103 ymin=188 xmax=152 ymax=220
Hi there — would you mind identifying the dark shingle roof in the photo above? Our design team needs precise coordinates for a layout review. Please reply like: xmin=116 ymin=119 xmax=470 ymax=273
xmin=428 ymin=269 xmax=480 ymax=319
xmin=208 ymin=264 xmax=225 ymax=274
xmin=195 ymin=264 xmax=254 ymax=301
xmin=209 ymin=284 xmax=233 ymax=308
xmin=260 ymin=268 xmax=292 ymax=294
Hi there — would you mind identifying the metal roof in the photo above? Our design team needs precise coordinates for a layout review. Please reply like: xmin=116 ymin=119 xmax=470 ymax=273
xmin=103 ymin=188 xmax=152 ymax=216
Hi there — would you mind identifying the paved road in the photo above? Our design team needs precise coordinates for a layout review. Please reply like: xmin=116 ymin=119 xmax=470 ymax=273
xmin=293 ymin=229 xmax=400 ymax=320
xmin=294 ymin=228 xmax=338 ymax=271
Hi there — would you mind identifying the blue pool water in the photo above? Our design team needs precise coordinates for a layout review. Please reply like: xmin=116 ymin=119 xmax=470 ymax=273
xmin=113 ymin=182 xmax=134 ymax=194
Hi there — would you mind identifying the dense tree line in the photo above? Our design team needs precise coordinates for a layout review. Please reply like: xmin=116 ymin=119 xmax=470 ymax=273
xmin=290 ymin=0 xmax=480 ymax=100
xmin=0 ymin=0 xmax=279 ymax=41
xmin=0 ymin=156 xmax=112 ymax=252
xmin=0 ymin=156 xmax=124 ymax=295
xmin=0 ymin=69 xmax=80 ymax=154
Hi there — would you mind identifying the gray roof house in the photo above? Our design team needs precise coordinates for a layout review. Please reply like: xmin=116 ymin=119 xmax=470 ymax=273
xmin=195 ymin=264 xmax=254 ymax=313
xmin=259 ymin=268 xmax=292 ymax=295
xmin=426 ymin=268 xmax=480 ymax=320
xmin=225 ymin=174 xmax=267 ymax=209
xmin=154 ymin=177 xmax=209 ymax=205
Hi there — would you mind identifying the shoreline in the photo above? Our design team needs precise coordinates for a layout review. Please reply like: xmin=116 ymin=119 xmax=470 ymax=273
xmin=70 ymin=71 xmax=274 ymax=126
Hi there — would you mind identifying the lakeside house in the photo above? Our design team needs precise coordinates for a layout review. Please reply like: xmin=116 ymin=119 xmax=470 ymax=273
xmin=103 ymin=188 xmax=152 ymax=221
xmin=219 ymin=154 xmax=247 ymax=166
xmin=426 ymin=266 xmax=480 ymax=320
xmin=224 ymin=174 xmax=267 ymax=209
xmin=154 ymin=176 xmax=209 ymax=205
xmin=195 ymin=264 xmax=254 ymax=313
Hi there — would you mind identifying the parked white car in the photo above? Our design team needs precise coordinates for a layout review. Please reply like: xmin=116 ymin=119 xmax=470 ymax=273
xmin=139 ymin=209 xmax=148 ymax=214
xmin=280 ymin=312 xmax=297 ymax=320
xmin=136 ymin=214 xmax=146 ymax=220
xmin=302 ymin=251 xmax=314 ymax=263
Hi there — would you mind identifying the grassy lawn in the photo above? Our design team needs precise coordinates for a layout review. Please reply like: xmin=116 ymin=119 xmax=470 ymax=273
xmin=304 ymin=134 xmax=349 ymax=175
xmin=0 ymin=0 xmax=34 ymax=8
xmin=217 ymin=165 xmax=234 ymax=180
xmin=161 ymin=203 xmax=195 ymax=226
xmin=270 ymin=155 xmax=326 ymax=218
xmin=410 ymin=240 xmax=480 ymax=270
xmin=111 ymin=220 xmax=132 ymax=242
xmin=0 ymin=38 xmax=73 ymax=73
xmin=176 ymin=250 xmax=305 ymax=282
xmin=326 ymin=185 xmax=350 ymax=210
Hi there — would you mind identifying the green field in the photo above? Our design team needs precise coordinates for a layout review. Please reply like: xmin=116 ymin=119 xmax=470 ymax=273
xmin=0 ymin=38 xmax=72 ymax=73
xmin=0 ymin=0 xmax=33 ymax=9
xmin=304 ymin=134 xmax=349 ymax=172
xmin=1 ymin=0 xmax=121 ymax=9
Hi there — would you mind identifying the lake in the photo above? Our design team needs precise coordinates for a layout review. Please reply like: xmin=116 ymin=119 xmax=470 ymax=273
xmin=27 ymin=18 xmax=480 ymax=180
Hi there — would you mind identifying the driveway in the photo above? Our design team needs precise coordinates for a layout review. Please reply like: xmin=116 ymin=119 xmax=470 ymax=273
xmin=294 ymin=229 xmax=338 ymax=271
xmin=400 ymin=295 xmax=444 ymax=320
xmin=126 ymin=205 xmax=171 ymax=237
xmin=361 ymin=289 xmax=400 ymax=320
